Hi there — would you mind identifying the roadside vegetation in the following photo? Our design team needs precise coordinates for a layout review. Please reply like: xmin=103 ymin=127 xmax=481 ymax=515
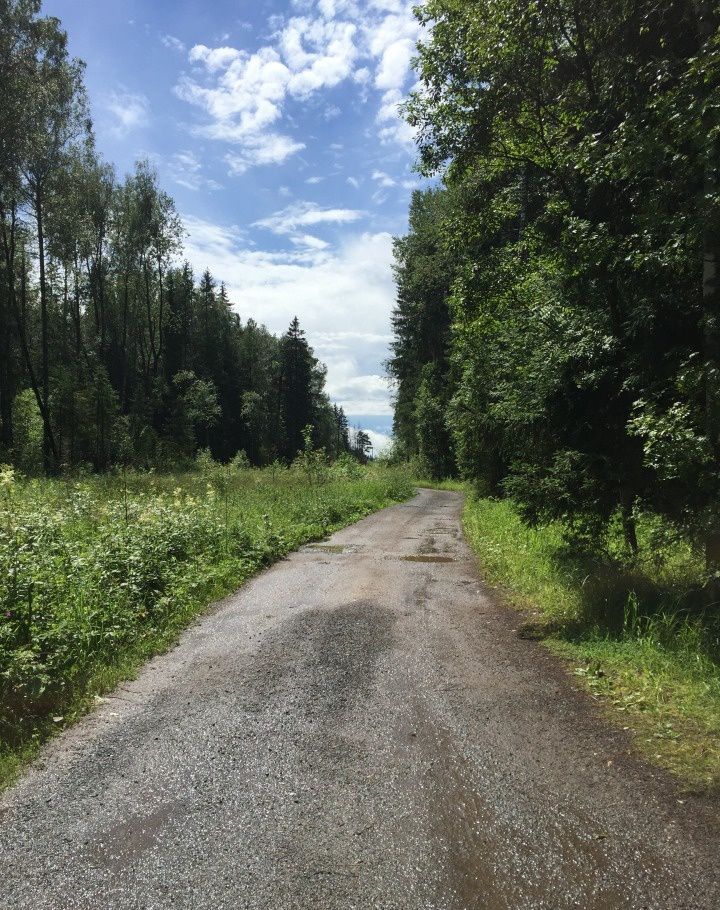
xmin=456 ymin=485 xmax=719 ymax=792
xmin=0 ymin=457 xmax=413 ymax=788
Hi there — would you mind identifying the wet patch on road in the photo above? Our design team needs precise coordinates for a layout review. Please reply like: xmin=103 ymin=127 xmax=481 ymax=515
xmin=401 ymin=555 xmax=456 ymax=563
xmin=90 ymin=798 xmax=191 ymax=873
xmin=243 ymin=600 xmax=396 ymax=726
xmin=307 ymin=544 xmax=349 ymax=554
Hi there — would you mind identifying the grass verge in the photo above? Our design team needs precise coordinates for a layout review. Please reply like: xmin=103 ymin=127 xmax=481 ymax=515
xmin=0 ymin=461 xmax=414 ymax=789
xmin=461 ymin=493 xmax=720 ymax=793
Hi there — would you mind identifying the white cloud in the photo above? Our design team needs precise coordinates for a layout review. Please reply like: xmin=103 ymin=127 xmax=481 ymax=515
xmin=283 ymin=18 xmax=358 ymax=96
xmin=330 ymin=374 xmax=393 ymax=415
xmin=182 ymin=216 xmax=397 ymax=413
xmin=376 ymin=87 xmax=414 ymax=146
xmin=224 ymin=134 xmax=306 ymax=174
xmin=372 ymin=169 xmax=396 ymax=187
xmin=161 ymin=34 xmax=186 ymax=53
xmin=173 ymin=2 xmax=422 ymax=170
xmin=374 ymin=37 xmax=414 ymax=90
xmin=254 ymin=201 xmax=364 ymax=235
xmin=346 ymin=176 xmax=361 ymax=188
xmin=188 ymin=44 xmax=244 ymax=73
xmin=291 ymin=233 xmax=330 ymax=250
xmin=183 ymin=214 xmax=247 ymax=252
xmin=176 ymin=16 xmax=358 ymax=172
xmin=365 ymin=428 xmax=392 ymax=454
xmin=106 ymin=89 xmax=150 ymax=136
xmin=306 ymin=175 xmax=324 ymax=184
xmin=167 ymin=150 xmax=222 ymax=191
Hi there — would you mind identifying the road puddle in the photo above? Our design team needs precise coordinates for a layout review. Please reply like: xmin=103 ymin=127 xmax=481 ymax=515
xmin=401 ymin=555 xmax=455 ymax=563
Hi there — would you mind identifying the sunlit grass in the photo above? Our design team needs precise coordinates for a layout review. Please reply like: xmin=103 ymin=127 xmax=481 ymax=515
xmin=461 ymin=494 xmax=720 ymax=792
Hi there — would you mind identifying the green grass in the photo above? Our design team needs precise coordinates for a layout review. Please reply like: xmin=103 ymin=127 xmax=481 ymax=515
xmin=415 ymin=477 xmax=466 ymax=492
xmin=461 ymin=494 xmax=720 ymax=792
xmin=0 ymin=460 xmax=414 ymax=788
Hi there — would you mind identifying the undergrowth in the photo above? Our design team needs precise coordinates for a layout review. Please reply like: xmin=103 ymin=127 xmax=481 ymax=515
xmin=461 ymin=494 xmax=720 ymax=792
xmin=0 ymin=459 xmax=413 ymax=788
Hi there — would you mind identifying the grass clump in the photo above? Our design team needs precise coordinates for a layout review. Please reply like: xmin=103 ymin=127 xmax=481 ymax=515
xmin=462 ymin=494 xmax=720 ymax=792
xmin=0 ymin=461 xmax=413 ymax=788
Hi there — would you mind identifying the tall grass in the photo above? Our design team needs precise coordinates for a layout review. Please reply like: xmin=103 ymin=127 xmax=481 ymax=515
xmin=462 ymin=495 xmax=720 ymax=791
xmin=0 ymin=460 xmax=414 ymax=786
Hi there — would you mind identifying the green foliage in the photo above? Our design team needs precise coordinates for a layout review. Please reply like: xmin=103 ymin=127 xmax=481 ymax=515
xmin=462 ymin=492 xmax=720 ymax=789
xmin=0 ymin=464 xmax=414 ymax=782
xmin=388 ymin=188 xmax=456 ymax=458
xmin=293 ymin=424 xmax=329 ymax=486
xmin=392 ymin=0 xmax=720 ymax=586
xmin=415 ymin=364 xmax=454 ymax=480
xmin=11 ymin=390 xmax=42 ymax=475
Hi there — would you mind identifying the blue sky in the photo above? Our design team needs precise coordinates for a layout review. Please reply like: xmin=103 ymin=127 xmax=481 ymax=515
xmin=43 ymin=0 xmax=428 ymax=449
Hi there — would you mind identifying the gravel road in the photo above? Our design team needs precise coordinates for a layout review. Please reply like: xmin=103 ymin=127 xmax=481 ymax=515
xmin=1 ymin=489 xmax=717 ymax=909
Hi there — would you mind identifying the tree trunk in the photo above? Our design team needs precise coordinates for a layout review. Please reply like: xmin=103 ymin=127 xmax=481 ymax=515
xmin=0 ymin=277 xmax=14 ymax=452
xmin=36 ymin=189 xmax=56 ymax=474
xmin=0 ymin=204 xmax=59 ymax=469
xmin=621 ymin=498 xmax=639 ymax=558
xmin=693 ymin=0 xmax=720 ymax=603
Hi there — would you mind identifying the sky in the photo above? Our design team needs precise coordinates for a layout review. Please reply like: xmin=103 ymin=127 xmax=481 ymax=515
xmin=43 ymin=0 xmax=429 ymax=452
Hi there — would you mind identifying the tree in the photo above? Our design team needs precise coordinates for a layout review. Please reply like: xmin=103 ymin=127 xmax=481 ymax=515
xmin=278 ymin=317 xmax=316 ymax=460
xmin=351 ymin=428 xmax=373 ymax=464
xmin=21 ymin=16 xmax=90 ymax=472
xmin=389 ymin=188 xmax=456 ymax=458
xmin=393 ymin=0 xmax=720 ymax=576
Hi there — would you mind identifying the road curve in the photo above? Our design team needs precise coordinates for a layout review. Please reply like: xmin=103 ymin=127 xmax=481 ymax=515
xmin=1 ymin=490 xmax=717 ymax=909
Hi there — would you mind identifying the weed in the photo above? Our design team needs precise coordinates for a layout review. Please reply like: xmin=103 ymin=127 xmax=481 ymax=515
xmin=0 ymin=463 xmax=414 ymax=788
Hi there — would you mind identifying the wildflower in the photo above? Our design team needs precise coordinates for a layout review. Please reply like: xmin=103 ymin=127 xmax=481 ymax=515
xmin=0 ymin=465 xmax=15 ymax=491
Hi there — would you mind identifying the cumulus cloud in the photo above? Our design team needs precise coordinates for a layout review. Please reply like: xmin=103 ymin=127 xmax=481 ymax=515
xmin=374 ymin=37 xmax=414 ymax=90
xmin=372 ymin=169 xmax=396 ymax=187
xmin=182 ymin=215 xmax=397 ymax=413
xmin=364 ymin=428 xmax=392 ymax=454
xmin=329 ymin=374 xmax=393 ymax=415
xmin=175 ymin=16 xmax=358 ymax=172
xmin=173 ymin=1 xmax=421 ymax=170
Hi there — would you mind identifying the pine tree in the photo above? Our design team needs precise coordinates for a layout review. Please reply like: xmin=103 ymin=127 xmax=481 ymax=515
xmin=278 ymin=317 xmax=315 ymax=460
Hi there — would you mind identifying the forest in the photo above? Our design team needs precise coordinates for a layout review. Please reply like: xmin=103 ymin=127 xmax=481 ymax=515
xmin=0 ymin=0 xmax=367 ymax=476
xmin=390 ymin=0 xmax=720 ymax=596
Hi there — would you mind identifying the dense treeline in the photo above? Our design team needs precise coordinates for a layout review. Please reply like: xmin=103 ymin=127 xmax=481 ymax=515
xmin=0 ymin=1 xmax=352 ymax=473
xmin=390 ymin=0 xmax=720 ymax=592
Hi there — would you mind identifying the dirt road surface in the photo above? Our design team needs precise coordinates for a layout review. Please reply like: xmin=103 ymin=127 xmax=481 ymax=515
xmin=1 ymin=490 xmax=717 ymax=909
